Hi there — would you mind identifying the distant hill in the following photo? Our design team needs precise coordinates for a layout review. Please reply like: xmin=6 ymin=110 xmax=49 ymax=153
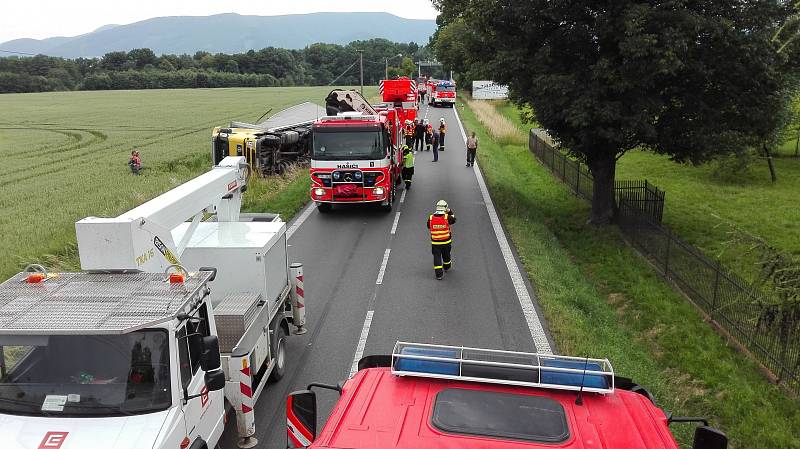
xmin=0 ymin=13 xmax=436 ymax=58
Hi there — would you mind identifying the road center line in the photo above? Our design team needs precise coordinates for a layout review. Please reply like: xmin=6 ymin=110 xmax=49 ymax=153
xmin=350 ymin=310 xmax=374 ymax=376
xmin=375 ymin=248 xmax=391 ymax=285
xmin=390 ymin=212 xmax=401 ymax=235
xmin=453 ymin=106 xmax=554 ymax=355
xmin=399 ymin=188 xmax=407 ymax=204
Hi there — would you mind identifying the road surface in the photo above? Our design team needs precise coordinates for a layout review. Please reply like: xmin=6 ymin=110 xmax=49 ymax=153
xmin=220 ymin=102 xmax=554 ymax=449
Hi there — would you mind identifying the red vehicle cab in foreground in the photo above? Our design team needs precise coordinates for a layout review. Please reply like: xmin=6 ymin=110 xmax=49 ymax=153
xmin=287 ymin=342 xmax=728 ymax=449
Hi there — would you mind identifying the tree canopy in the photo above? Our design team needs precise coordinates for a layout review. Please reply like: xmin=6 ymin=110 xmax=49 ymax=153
xmin=433 ymin=0 xmax=800 ymax=223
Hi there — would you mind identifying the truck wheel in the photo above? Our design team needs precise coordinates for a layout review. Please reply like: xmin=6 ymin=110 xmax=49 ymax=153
xmin=381 ymin=186 xmax=395 ymax=213
xmin=268 ymin=325 xmax=288 ymax=382
xmin=317 ymin=202 xmax=332 ymax=213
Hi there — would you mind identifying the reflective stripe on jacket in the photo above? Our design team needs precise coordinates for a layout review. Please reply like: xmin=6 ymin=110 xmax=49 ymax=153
xmin=429 ymin=214 xmax=452 ymax=244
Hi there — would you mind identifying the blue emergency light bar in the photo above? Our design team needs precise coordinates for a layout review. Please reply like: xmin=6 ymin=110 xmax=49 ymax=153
xmin=391 ymin=342 xmax=614 ymax=394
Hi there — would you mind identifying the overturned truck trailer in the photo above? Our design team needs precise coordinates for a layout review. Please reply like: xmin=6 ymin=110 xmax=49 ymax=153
xmin=212 ymin=102 xmax=325 ymax=176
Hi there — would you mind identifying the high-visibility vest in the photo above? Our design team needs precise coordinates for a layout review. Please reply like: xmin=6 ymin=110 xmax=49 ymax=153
xmin=429 ymin=214 xmax=452 ymax=244
xmin=403 ymin=152 xmax=415 ymax=168
xmin=439 ymin=123 xmax=447 ymax=134
xmin=405 ymin=126 xmax=414 ymax=137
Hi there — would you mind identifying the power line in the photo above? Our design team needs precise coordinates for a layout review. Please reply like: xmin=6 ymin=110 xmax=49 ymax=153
xmin=327 ymin=59 xmax=359 ymax=86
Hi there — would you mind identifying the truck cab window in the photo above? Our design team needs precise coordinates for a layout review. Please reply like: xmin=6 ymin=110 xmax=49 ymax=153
xmin=178 ymin=304 xmax=211 ymax=389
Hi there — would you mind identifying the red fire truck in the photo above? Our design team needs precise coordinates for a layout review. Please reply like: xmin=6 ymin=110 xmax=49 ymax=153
xmin=287 ymin=342 xmax=728 ymax=449
xmin=428 ymin=80 xmax=457 ymax=107
xmin=310 ymin=88 xmax=416 ymax=213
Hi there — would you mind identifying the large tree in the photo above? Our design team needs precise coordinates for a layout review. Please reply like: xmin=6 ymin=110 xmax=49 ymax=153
xmin=434 ymin=0 xmax=800 ymax=223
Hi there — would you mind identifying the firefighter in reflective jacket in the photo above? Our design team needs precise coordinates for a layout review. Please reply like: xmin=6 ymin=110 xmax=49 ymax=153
xmin=402 ymin=146 xmax=414 ymax=189
xmin=426 ymin=200 xmax=457 ymax=280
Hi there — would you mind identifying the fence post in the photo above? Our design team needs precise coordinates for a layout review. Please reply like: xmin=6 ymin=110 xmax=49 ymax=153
xmin=711 ymin=260 xmax=721 ymax=320
xmin=575 ymin=165 xmax=581 ymax=194
xmin=664 ymin=227 xmax=672 ymax=276
xmin=562 ymin=153 xmax=567 ymax=180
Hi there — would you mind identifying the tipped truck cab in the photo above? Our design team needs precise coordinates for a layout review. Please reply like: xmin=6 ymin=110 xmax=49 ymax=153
xmin=287 ymin=342 xmax=728 ymax=449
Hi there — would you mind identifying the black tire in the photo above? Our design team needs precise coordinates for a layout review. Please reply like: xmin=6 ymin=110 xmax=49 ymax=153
xmin=381 ymin=185 xmax=395 ymax=212
xmin=317 ymin=202 xmax=332 ymax=213
xmin=268 ymin=324 xmax=288 ymax=382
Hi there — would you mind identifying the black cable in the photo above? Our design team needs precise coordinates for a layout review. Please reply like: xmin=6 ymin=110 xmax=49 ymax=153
xmin=327 ymin=59 xmax=359 ymax=86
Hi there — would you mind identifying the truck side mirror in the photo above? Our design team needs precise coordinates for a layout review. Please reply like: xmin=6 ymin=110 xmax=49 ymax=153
xmin=287 ymin=390 xmax=317 ymax=448
xmin=200 ymin=335 xmax=221 ymax=372
xmin=204 ymin=369 xmax=225 ymax=392
xmin=693 ymin=426 xmax=727 ymax=449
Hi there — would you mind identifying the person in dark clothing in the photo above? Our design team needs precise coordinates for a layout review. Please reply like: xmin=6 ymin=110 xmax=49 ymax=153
xmin=432 ymin=130 xmax=440 ymax=162
xmin=426 ymin=200 xmax=457 ymax=280
xmin=425 ymin=123 xmax=433 ymax=151
xmin=414 ymin=120 xmax=426 ymax=152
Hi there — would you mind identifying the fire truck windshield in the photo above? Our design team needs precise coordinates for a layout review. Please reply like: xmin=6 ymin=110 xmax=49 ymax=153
xmin=0 ymin=330 xmax=171 ymax=417
xmin=313 ymin=129 xmax=385 ymax=160
xmin=438 ymin=85 xmax=456 ymax=92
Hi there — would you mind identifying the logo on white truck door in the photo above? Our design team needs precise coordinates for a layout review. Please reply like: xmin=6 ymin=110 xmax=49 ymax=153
xmin=38 ymin=432 xmax=68 ymax=449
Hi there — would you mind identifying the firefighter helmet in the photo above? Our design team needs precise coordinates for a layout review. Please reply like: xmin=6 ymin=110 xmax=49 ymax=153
xmin=435 ymin=200 xmax=448 ymax=214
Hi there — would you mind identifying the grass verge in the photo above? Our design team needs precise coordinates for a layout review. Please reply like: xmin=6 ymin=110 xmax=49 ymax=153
xmin=456 ymin=100 xmax=800 ymax=449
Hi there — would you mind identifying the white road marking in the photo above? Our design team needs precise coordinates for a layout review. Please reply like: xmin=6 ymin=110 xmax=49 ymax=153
xmin=391 ymin=212 xmax=401 ymax=235
xmin=375 ymin=248 xmax=391 ymax=285
xmin=400 ymin=188 xmax=407 ymax=204
xmin=286 ymin=202 xmax=315 ymax=240
xmin=350 ymin=310 xmax=374 ymax=376
xmin=453 ymin=107 xmax=554 ymax=355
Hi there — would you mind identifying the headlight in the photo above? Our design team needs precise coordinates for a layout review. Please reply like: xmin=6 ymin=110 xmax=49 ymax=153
xmin=355 ymin=171 xmax=363 ymax=180
xmin=333 ymin=172 xmax=341 ymax=180
xmin=314 ymin=188 xmax=325 ymax=196
xmin=374 ymin=187 xmax=385 ymax=196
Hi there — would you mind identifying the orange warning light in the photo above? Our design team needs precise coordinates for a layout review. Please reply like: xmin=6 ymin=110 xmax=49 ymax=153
xmin=169 ymin=273 xmax=185 ymax=284
xmin=26 ymin=273 xmax=46 ymax=283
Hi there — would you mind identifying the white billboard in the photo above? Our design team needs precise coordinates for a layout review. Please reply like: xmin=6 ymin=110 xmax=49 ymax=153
xmin=472 ymin=80 xmax=509 ymax=99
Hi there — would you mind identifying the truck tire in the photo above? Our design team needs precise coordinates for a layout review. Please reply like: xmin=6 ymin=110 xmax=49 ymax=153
xmin=268 ymin=325 xmax=288 ymax=382
xmin=317 ymin=202 xmax=332 ymax=213
xmin=381 ymin=185 xmax=395 ymax=213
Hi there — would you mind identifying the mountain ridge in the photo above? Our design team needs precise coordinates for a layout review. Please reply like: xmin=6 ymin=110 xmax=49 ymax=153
xmin=0 ymin=12 xmax=436 ymax=58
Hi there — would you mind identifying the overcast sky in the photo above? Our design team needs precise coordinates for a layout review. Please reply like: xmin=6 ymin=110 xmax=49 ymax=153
xmin=0 ymin=0 xmax=439 ymax=43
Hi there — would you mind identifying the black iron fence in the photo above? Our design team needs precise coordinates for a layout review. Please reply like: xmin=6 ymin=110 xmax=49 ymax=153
xmin=529 ymin=130 xmax=800 ymax=395
xmin=529 ymin=130 xmax=665 ymax=223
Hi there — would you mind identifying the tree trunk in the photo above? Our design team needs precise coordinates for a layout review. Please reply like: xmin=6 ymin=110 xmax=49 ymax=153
xmin=587 ymin=153 xmax=617 ymax=225
xmin=763 ymin=143 xmax=778 ymax=183
xmin=795 ymin=128 xmax=799 ymax=157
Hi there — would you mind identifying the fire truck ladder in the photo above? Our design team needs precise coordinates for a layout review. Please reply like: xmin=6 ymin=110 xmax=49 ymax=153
xmin=391 ymin=342 xmax=615 ymax=394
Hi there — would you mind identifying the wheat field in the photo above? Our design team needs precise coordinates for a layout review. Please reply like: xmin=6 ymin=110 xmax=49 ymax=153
xmin=0 ymin=86 xmax=365 ymax=280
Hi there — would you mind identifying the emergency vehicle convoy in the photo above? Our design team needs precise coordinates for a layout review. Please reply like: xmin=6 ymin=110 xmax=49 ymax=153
xmin=427 ymin=79 xmax=457 ymax=107
xmin=287 ymin=342 xmax=728 ymax=449
xmin=309 ymin=82 xmax=418 ymax=212
xmin=0 ymin=156 xmax=306 ymax=449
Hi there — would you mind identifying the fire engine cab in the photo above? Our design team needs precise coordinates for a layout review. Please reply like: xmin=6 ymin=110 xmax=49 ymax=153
xmin=309 ymin=88 xmax=416 ymax=213
xmin=428 ymin=80 xmax=457 ymax=107
xmin=287 ymin=342 xmax=728 ymax=449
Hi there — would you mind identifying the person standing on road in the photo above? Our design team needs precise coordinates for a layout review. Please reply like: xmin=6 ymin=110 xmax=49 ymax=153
xmin=404 ymin=120 xmax=415 ymax=148
xmin=414 ymin=119 xmax=425 ymax=152
xmin=425 ymin=122 xmax=433 ymax=151
xmin=438 ymin=118 xmax=447 ymax=151
xmin=427 ymin=200 xmax=457 ymax=280
xmin=432 ymin=129 xmax=440 ymax=162
xmin=466 ymin=132 xmax=478 ymax=167
xmin=402 ymin=146 xmax=415 ymax=189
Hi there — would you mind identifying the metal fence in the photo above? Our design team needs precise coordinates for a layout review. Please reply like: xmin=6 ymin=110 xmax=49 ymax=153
xmin=529 ymin=129 xmax=800 ymax=395
xmin=529 ymin=130 xmax=665 ymax=223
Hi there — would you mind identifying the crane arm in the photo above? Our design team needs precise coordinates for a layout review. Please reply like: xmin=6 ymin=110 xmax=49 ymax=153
xmin=76 ymin=156 xmax=249 ymax=272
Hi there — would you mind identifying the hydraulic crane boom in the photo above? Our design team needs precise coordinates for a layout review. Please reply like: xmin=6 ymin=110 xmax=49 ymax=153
xmin=76 ymin=156 xmax=249 ymax=272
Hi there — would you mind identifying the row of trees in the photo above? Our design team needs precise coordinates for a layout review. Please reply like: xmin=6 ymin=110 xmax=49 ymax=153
xmin=0 ymin=39 xmax=432 ymax=93
xmin=431 ymin=0 xmax=800 ymax=223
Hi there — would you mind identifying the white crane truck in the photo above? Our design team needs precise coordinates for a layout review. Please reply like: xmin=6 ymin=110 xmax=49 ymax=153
xmin=0 ymin=156 xmax=305 ymax=449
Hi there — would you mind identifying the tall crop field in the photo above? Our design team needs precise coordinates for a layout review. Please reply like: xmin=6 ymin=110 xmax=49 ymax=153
xmin=0 ymin=87 xmax=368 ymax=280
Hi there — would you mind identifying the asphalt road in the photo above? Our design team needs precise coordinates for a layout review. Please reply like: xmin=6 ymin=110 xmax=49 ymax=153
xmin=219 ymin=102 xmax=554 ymax=449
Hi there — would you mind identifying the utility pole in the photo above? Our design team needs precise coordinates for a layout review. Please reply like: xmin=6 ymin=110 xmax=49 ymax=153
xmin=357 ymin=50 xmax=364 ymax=94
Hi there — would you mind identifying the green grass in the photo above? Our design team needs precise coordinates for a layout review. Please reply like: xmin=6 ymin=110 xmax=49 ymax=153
xmin=614 ymin=147 xmax=800 ymax=280
xmin=0 ymin=87 xmax=370 ymax=280
xmin=457 ymin=100 xmax=800 ymax=449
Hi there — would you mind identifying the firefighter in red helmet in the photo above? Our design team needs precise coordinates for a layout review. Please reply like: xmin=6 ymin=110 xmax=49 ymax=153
xmin=426 ymin=200 xmax=457 ymax=280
